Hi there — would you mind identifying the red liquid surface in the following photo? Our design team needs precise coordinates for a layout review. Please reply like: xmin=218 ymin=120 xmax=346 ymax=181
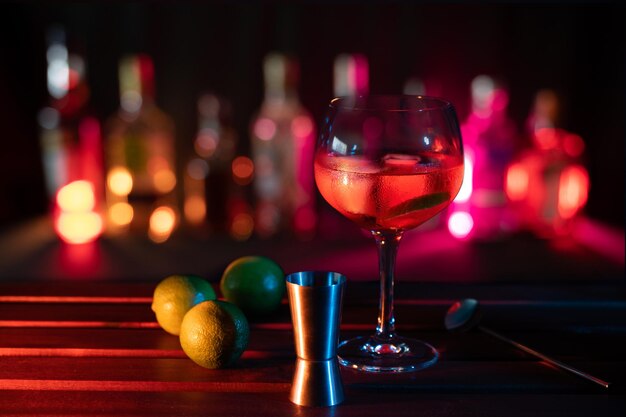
xmin=315 ymin=151 xmax=464 ymax=231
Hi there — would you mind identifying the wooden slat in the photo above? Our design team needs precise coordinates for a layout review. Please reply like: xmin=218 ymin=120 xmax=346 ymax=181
xmin=1 ymin=391 xmax=624 ymax=417
xmin=0 ymin=327 xmax=622 ymax=362
xmin=0 ymin=356 xmax=618 ymax=393
xmin=0 ymin=387 xmax=626 ymax=417
xmin=1 ymin=301 xmax=625 ymax=335
xmin=0 ymin=379 xmax=290 ymax=393
xmin=1 ymin=281 xmax=624 ymax=302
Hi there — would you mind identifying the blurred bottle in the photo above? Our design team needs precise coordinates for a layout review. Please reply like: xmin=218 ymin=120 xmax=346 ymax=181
xmin=38 ymin=25 xmax=104 ymax=244
xmin=448 ymin=75 xmax=519 ymax=240
xmin=333 ymin=53 xmax=369 ymax=97
xmin=505 ymin=89 xmax=589 ymax=238
xmin=250 ymin=53 xmax=316 ymax=240
xmin=184 ymin=94 xmax=253 ymax=240
xmin=403 ymin=77 xmax=426 ymax=96
xmin=316 ymin=54 xmax=370 ymax=240
xmin=104 ymin=54 xmax=178 ymax=243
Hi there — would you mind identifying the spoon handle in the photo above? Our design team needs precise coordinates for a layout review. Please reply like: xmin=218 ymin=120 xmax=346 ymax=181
xmin=478 ymin=325 xmax=610 ymax=389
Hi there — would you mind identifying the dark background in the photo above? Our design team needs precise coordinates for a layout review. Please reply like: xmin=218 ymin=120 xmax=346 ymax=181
xmin=0 ymin=2 xmax=624 ymax=231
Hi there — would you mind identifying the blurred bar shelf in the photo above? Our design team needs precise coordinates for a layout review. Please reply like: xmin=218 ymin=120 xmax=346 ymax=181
xmin=0 ymin=215 xmax=623 ymax=283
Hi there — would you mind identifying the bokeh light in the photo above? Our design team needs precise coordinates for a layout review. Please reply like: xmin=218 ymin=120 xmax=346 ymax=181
xmin=254 ymin=118 xmax=276 ymax=141
xmin=55 ymin=211 xmax=103 ymax=245
xmin=448 ymin=211 xmax=474 ymax=239
xmin=56 ymin=180 xmax=95 ymax=212
xmin=506 ymin=162 xmax=529 ymax=202
xmin=184 ymin=195 xmax=206 ymax=225
xmin=108 ymin=201 xmax=134 ymax=227
xmin=230 ymin=213 xmax=254 ymax=241
xmin=107 ymin=167 xmax=133 ymax=196
xmin=153 ymin=169 xmax=176 ymax=193
xmin=558 ymin=165 xmax=589 ymax=219
xmin=149 ymin=206 xmax=177 ymax=243
xmin=232 ymin=156 xmax=254 ymax=185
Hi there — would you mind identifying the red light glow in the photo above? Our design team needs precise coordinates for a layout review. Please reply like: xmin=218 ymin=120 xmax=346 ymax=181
xmin=232 ymin=156 xmax=254 ymax=185
xmin=534 ymin=128 xmax=559 ymax=151
xmin=294 ymin=206 xmax=316 ymax=238
xmin=353 ymin=55 xmax=369 ymax=95
xmin=291 ymin=116 xmax=314 ymax=139
xmin=562 ymin=133 xmax=585 ymax=158
xmin=558 ymin=165 xmax=589 ymax=219
xmin=506 ymin=162 xmax=529 ymax=202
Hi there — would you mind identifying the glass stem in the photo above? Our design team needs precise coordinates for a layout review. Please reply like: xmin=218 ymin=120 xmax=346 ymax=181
xmin=373 ymin=230 xmax=403 ymax=340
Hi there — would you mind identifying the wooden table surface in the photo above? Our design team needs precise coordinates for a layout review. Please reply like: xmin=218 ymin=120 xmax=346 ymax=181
xmin=0 ymin=280 xmax=624 ymax=416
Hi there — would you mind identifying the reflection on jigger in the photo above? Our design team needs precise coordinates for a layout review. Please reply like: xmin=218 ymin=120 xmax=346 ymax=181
xmin=286 ymin=271 xmax=346 ymax=407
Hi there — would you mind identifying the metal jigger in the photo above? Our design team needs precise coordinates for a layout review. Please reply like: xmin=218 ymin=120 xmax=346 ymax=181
xmin=286 ymin=271 xmax=346 ymax=407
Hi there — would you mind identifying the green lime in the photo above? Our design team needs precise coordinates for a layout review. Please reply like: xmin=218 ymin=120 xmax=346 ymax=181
xmin=220 ymin=256 xmax=285 ymax=315
xmin=179 ymin=300 xmax=249 ymax=369
xmin=151 ymin=274 xmax=216 ymax=335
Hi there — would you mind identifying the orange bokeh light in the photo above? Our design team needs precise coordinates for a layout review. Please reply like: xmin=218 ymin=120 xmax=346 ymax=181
xmin=107 ymin=167 xmax=133 ymax=196
xmin=230 ymin=213 xmax=254 ymax=241
xmin=506 ymin=162 xmax=529 ymax=202
xmin=232 ymin=156 xmax=254 ymax=185
xmin=153 ymin=169 xmax=177 ymax=193
xmin=56 ymin=180 xmax=95 ymax=212
xmin=149 ymin=206 xmax=177 ymax=243
xmin=184 ymin=195 xmax=206 ymax=225
xmin=55 ymin=180 xmax=103 ymax=244
xmin=108 ymin=202 xmax=134 ymax=226
xmin=55 ymin=211 xmax=103 ymax=245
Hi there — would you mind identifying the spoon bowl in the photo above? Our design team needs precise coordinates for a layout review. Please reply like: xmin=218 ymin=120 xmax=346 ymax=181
xmin=444 ymin=298 xmax=482 ymax=333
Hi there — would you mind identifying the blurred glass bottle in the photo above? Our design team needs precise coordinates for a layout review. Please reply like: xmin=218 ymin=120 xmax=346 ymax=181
xmin=105 ymin=54 xmax=178 ymax=243
xmin=250 ymin=53 xmax=316 ymax=239
xmin=505 ymin=90 xmax=589 ymax=237
xmin=38 ymin=25 xmax=104 ymax=244
xmin=448 ymin=75 xmax=519 ymax=240
xmin=317 ymin=54 xmax=370 ymax=240
xmin=333 ymin=53 xmax=369 ymax=98
xmin=184 ymin=94 xmax=253 ymax=240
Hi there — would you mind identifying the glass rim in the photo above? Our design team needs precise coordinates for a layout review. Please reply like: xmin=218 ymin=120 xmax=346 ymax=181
xmin=329 ymin=95 xmax=453 ymax=112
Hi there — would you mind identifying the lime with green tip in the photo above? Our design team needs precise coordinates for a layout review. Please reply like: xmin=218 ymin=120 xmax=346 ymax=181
xmin=179 ymin=300 xmax=249 ymax=369
xmin=220 ymin=256 xmax=285 ymax=315
xmin=151 ymin=274 xmax=216 ymax=335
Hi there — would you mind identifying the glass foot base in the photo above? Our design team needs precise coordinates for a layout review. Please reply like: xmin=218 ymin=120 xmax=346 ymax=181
xmin=337 ymin=335 xmax=438 ymax=373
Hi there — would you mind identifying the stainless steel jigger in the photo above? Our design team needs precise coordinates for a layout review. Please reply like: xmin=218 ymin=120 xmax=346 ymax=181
xmin=286 ymin=271 xmax=346 ymax=407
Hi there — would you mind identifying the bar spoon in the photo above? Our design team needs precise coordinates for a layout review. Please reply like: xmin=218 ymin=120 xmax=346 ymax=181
xmin=445 ymin=299 xmax=610 ymax=389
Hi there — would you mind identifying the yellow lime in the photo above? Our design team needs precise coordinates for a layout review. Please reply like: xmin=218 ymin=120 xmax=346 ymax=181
xmin=179 ymin=300 xmax=250 ymax=369
xmin=220 ymin=256 xmax=285 ymax=315
xmin=151 ymin=274 xmax=216 ymax=335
